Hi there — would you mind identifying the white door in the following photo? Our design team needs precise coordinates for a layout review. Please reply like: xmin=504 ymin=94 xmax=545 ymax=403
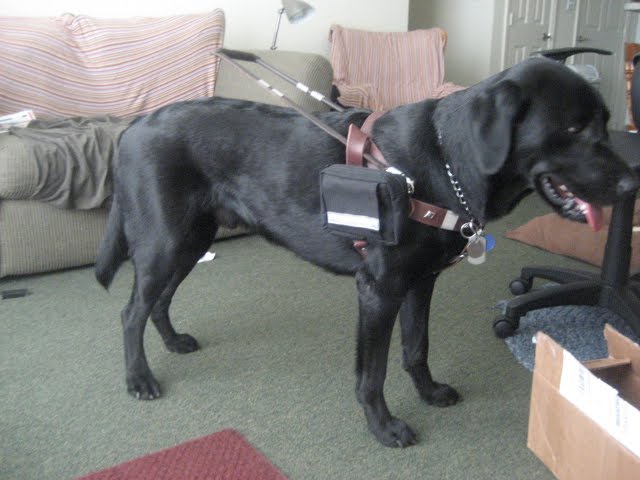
xmin=503 ymin=0 xmax=555 ymax=67
xmin=572 ymin=0 xmax=626 ymax=129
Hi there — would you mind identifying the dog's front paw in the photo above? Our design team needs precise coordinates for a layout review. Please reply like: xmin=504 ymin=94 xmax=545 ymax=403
xmin=127 ymin=374 xmax=162 ymax=400
xmin=422 ymin=382 xmax=461 ymax=407
xmin=370 ymin=417 xmax=418 ymax=448
xmin=165 ymin=333 xmax=200 ymax=354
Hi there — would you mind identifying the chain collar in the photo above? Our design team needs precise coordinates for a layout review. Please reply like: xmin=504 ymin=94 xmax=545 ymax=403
xmin=437 ymin=131 xmax=483 ymax=237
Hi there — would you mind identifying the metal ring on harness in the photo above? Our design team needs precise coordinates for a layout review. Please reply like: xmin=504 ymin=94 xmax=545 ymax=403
xmin=460 ymin=221 xmax=482 ymax=239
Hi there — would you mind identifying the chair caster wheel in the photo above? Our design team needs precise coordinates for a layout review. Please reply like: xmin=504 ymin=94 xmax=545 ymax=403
xmin=493 ymin=316 xmax=517 ymax=339
xmin=509 ymin=278 xmax=531 ymax=295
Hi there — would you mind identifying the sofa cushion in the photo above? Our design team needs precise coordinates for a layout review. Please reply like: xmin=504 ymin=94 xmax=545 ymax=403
xmin=0 ymin=200 xmax=109 ymax=277
xmin=0 ymin=10 xmax=225 ymax=119
xmin=0 ymin=134 xmax=39 ymax=200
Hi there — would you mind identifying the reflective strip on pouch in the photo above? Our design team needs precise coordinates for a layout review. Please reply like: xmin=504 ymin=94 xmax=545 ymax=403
xmin=327 ymin=211 xmax=380 ymax=231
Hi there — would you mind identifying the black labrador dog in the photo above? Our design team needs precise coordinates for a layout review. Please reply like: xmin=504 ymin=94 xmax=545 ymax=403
xmin=96 ymin=57 xmax=637 ymax=447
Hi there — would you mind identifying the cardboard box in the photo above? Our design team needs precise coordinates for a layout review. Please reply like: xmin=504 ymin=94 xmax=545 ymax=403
xmin=528 ymin=325 xmax=640 ymax=480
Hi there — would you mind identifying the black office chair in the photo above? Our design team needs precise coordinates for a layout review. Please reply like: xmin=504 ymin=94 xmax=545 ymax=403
xmin=493 ymin=50 xmax=640 ymax=339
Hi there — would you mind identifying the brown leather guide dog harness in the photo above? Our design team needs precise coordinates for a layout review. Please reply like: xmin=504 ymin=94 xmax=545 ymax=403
xmin=346 ymin=111 xmax=471 ymax=257
xmin=214 ymin=49 xmax=481 ymax=264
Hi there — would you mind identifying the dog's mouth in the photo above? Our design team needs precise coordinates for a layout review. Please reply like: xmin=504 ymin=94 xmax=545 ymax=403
xmin=536 ymin=174 xmax=603 ymax=231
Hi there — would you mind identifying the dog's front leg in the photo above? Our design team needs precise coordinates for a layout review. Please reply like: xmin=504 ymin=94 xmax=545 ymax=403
xmin=355 ymin=269 xmax=417 ymax=448
xmin=399 ymin=274 xmax=461 ymax=407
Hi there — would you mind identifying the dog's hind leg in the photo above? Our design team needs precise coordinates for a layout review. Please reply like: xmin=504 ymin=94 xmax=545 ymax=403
xmin=399 ymin=274 xmax=461 ymax=407
xmin=151 ymin=216 xmax=218 ymax=354
xmin=151 ymin=276 xmax=201 ymax=354
xmin=355 ymin=269 xmax=417 ymax=448
xmin=121 ymin=260 xmax=173 ymax=400
xmin=121 ymin=216 xmax=215 ymax=400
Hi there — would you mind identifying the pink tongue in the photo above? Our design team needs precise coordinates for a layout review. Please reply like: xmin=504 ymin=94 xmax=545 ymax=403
xmin=575 ymin=198 xmax=603 ymax=232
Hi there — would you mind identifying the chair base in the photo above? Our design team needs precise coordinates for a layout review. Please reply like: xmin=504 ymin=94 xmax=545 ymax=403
xmin=493 ymin=267 xmax=640 ymax=339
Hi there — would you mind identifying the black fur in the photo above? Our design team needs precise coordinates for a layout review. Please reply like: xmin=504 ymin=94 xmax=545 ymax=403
xmin=96 ymin=57 xmax=637 ymax=447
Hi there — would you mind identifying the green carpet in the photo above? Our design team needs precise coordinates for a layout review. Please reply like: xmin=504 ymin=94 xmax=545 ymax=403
xmin=1 ymin=195 xmax=589 ymax=479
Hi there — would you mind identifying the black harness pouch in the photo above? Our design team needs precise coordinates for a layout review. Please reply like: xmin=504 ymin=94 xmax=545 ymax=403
xmin=319 ymin=164 xmax=410 ymax=245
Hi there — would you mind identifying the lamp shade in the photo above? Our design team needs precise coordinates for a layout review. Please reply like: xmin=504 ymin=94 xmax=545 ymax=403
xmin=282 ymin=0 xmax=315 ymax=24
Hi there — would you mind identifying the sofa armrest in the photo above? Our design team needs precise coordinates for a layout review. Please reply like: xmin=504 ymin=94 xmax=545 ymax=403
xmin=215 ymin=50 xmax=333 ymax=113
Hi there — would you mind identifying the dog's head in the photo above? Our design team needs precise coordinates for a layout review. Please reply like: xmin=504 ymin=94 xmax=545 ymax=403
xmin=470 ymin=57 xmax=637 ymax=230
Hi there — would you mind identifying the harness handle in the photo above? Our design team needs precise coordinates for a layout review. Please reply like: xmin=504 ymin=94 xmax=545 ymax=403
xmin=219 ymin=49 xmax=346 ymax=113
xmin=214 ymin=49 xmax=388 ymax=171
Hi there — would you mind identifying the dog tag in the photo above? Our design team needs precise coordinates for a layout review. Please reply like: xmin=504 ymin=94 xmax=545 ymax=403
xmin=485 ymin=233 xmax=496 ymax=252
xmin=466 ymin=235 xmax=487 ymax=265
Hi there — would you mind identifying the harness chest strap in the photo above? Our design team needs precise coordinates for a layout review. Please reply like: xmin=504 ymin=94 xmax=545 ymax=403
xmin=345 ymin=113 xmax=477 ymax=270
xmin=346 ymin=114 xmax=468 ymax=233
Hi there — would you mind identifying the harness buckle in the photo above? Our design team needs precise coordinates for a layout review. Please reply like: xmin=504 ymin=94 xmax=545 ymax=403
xmin=386 ymin=166 xmax=415 ymax=195
xmin=460 ymin=221 xmax=482 ymax=239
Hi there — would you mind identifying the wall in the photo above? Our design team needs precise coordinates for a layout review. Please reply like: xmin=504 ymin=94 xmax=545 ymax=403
xmin=409 ymin=0 xmax=496 ymax=86
xmin=0 ymin=0 xmax=409 ymax=57
xmin=5 ymin=1 xmax=636 ymax=82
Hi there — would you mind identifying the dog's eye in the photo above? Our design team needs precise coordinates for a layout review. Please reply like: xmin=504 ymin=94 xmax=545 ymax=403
xmin=566 ymin=126 xmax=579 ymax=134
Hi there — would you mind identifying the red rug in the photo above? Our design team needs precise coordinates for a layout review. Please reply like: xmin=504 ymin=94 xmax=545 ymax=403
xmin=76 ymin=429 xmax=288 ymax=480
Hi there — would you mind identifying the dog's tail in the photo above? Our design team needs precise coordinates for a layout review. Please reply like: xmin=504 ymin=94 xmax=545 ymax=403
xmin=95 ymin=196 xmax=128 ymax=290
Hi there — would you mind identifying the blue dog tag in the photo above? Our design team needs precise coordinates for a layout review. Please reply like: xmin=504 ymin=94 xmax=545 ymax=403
xmin=485 ymin=234 xmax=496 ymax=252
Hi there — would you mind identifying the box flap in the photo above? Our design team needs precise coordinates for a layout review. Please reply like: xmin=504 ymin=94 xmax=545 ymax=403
xmin=532 ymin=331 xmax=566 ymax=387
xmin=605 ymin=324 xmax=640 ymax=368
xmin=603 ymin=325 xmax=640 ymax=408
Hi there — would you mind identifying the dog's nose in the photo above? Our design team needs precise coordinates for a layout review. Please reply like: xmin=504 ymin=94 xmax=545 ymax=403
xmin=617 ymin=175 xmax=640 ymax=197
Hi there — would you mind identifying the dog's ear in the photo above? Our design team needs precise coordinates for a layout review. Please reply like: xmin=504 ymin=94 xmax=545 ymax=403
xmin=470 ymin=80 xmax=524 ymax=174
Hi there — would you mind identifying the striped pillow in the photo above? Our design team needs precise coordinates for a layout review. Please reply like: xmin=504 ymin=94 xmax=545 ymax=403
xmin=0 ymin=10 xmax=225 ymax=119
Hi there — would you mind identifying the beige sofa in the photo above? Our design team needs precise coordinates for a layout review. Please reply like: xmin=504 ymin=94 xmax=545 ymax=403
xmin=0 ymin=11 xmax=333 ymax=278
